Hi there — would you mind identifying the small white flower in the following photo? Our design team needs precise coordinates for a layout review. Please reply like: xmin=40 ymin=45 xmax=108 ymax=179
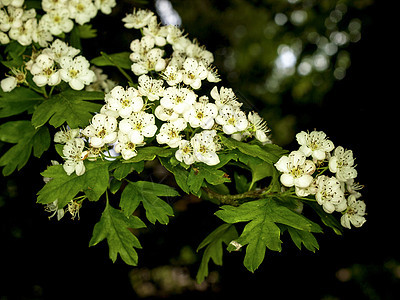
xmin=0 ymin=6 xmax=23 ymax=32
xmin=118 ymin=111 xmax=158 ymax=144
xmin=315 ymin=175 xmax=347 ymax=214
xmin=160 ymin=86 xmax=197 ymax=115
xmin=94 ymin=0 xmax=116 ymax=14
xmin=30 ymin=53 xmax=61 ymax=87
xmin=82 ymin=114 xmax=118 ymax=148
xmin=122 ymin=8 xmax=154 ymax=29
xmin=340 ymin=195 xmax=366 ymax=229
xmin=0 ymin=32 xmax=10 ymax=44
xmin=114 ymin=132 xmax=142 ymax=160
xmin=54 ymin=127 xmax=80 ymax=144
xmin=162 ymin=64 xmax=183 ymax=86
xmin=210 ymin=86 xmax=242 ymax=108
xmin=274 ymin=150 xmax=316 ymax=189
xmin=0 ymin=76 xmax=17 ymax=92
xmin=8 ymin=17 xmax=35 ymax=46
xmin=296 ymin=130 xmax=334 ymax=161
xmin=183 ymin=96 xmax=218 ymax=129
xmin=105 ymin=86 xmax=144 ymax=118
xmin=247 ymin=111 xmax=271 ymax=143
xmin=62 ymin=138 xmax=88 ymax=176
xmin=41 ymin=0 xmax=69 ymax=12
xmin=142 ymin=15 xmax=168 ymax=47
xmin=156 ymin=118 xmax=187 ymax=148
xmin=191 ymin=130 xmax=220 ymax=166
xmin=182 ymin=58 xmax=208 ymax=89
xmin=175 ymin=139 xmax=195 ymax=165
xmin=185 ymin=41 xmax=214 ymax=67
xmin=68 ymin=0 xmax=97 ymax=25
xmin=137 ymin=74 xmax=164 ymax=101
xmin=131 ymin=48 xmax=166 ymax=76
xmin=329 ymin=146 xmax=357 ymax=182
xmin=40 ymin=8 xmax=74 ymax=36
xmin=215 ymin=104 xmax=248 ymax=135
xmin=44 ymin=39 xmax=80 ymax=63
xmin=86 ymin=66 xmax=116 ymax=93
xmin=154 ymin=105 xmax=180 ymax=122
xmin=44 ymin=199 xmax=65 ymax=221
xmin=59 ymin=55 xmax=95 ymax=90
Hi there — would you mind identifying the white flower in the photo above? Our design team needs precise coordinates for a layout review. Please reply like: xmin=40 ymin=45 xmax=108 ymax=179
xmin=162 ymin=64 xmax=183 ymax=86
xmin=44 ymin=39 xmax=80 ymax=63
xmin=1 ymin=0 xmax=25 ymax=7
xmin=131 ymin=48 xmax=166 ymax=76
xmin=0 ymin=6 xmax=23 ymax=32
xmin=154 ymin=105 xmax=180 ymax=122
xmin=210 ymin=86 xmax=242 ymax=108
xmin=122 ymin=8 xmax=154 ymax=29
xmin=296 ymin=130 xmax=334 ymax=161
xmin=0 ymin=32 xmax=10 ymax=44
xmin=54 ymin=127 xmax=80 ymax=144
xmin=182 ymin=58 xmax=208 ymax=89
xmin=329 ymin=146 xmax=357 ymax=182
xmin=340 ymin=195 xmax=366 ymax=229
xmin=105 ymin=86 xmax=144 ymax=118
xmin=114 ymin=132 xmax=141 ymax=160
xmin=118 ymin=111 xmax=158 ymax=144
xmin=62 ymin=138 xmax=88 ymax=176
xmin=32 ymin=19 xmax=54 ymax=47
xmin=191 ymin=130 xmax=220 ymax=166
xmin=59 ymin=55 xmax=95 ymax=90
xmin=40 ymin=8 xmax=74 ymax=36
xmin=175 ymin=139 xmax=195 ymax=165
xmin=0 ymin=76 xmax=17 ymax=92
xmin=274 ymin=150 xmax=316 ymax=189
xmin=185 ymin=40 xmax=214 ymax=67
xmin=142 ymin=15 xmax=168 ymax=47
xmin=137 ymin=74 xmax=164 ymax=101
xmin=68 ymin=0 xmax=97 ymax=25
xmin=94 ymin=0 xmax=116 ymax=14
xmin=45 ymin=199 xmax=65 ymax=221
xmin=30 ymin=53 xmax=61 ymax=87
xmin=215 ymin=104 xmax=248 ymax=135
xmin=86 ymin=66 xmax=116 ymax=93
xmin=183 ymin=96 xmax=218 ymax=129
xmin=156 ymin=118 xmax=187 ymax=148
xmin=41 ymin=0 xmax=69 ymax=12
xmin=8 ymin=18 xmax=35 ymax=46
xmin=315 ymin=175 xmax=347 ymax=214
xmin=247 ymin=111 xmax=271 ymax=143
xmin=160 ymin=86 xmax=197 ymax=114
xmin=82 ymin=114 xmax=118 ymax=148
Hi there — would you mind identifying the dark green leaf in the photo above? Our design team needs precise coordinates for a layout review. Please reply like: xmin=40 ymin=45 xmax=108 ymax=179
xmin=37 ymin=161 xmax=111 ymax=207
xmin=89 ymin=200 xmax=146 ymax=266
xmin=0 ymin=87 xmax=43 ymax=118
xmin=196 ymin=224 xmax=238 ymax=283
xmin=91 ymin=52 xmax=132 ymax=70
xmin=215 ymin=198 xmax=322 ymax=272
xmin=120 ymin=181 xmax=179 ymax=224
xmin=287 ymin=227 xmax=319 ymax=252
xmin=0 ymin=121 xmax=50 ymax=176
xmin=31 ymin=90 xmax=104 ymax=128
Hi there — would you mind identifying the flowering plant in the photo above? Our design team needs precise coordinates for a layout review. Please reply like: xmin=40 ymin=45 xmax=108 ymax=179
xmin=0 ymin=0 xmax=366 ymax=283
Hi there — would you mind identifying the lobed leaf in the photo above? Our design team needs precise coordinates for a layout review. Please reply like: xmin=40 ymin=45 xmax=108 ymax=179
xmin=91 ymin=52 xmax=132 ymax=70
xmin=0 ymin=87 xmax=44 ymax=118
xmin=89 ymin=200 xmax=146 ymax=266
xmin=120 ymin=181 xmax=179 ymax=224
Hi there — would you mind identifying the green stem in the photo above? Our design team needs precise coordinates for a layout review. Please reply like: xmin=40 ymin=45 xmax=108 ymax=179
xmin=203 ymin=187 xmax=268 ymax=206
xmin=100 ymin=51 xmax=134 ymax=86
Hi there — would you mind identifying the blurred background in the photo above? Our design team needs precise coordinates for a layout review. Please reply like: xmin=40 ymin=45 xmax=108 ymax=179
xmin=1 ymin=0 xmax=396 ymax=299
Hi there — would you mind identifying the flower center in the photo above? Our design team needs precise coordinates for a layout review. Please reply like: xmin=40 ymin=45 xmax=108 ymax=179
xmin=69 ymin=69 xmax=79 ymax=78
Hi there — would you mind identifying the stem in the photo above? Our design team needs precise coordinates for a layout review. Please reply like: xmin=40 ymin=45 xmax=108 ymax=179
xmin=100 ymin=51 xmax=134 ymax=86
xmin=203 ymin=187 xmax=268 ymax=206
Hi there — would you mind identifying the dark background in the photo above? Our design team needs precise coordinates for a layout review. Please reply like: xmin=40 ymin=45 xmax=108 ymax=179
xmin=0 ymin=0 xmax=396 ymax=299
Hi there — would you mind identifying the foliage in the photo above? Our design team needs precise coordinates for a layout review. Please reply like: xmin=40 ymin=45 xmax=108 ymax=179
xmin=0 ymin=0 xmax=368 ymax=285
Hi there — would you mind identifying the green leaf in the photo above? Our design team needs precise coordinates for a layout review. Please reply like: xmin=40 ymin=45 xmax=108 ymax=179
xmin=124 ymin=146 xmax=174 ymax=163
xmin=307 ymin=202 xmax=343 ymax=235
xmin=187 ymin=164 xmax=230 ymax=196
xmin=89 ymin=200 xmax=146 ymax=266
xmin=120 ymin=181 xmax=179 ymax=224
xmin=77 ymin=24 xmax=97 ymax=39
xmin=31 ymin=90 xmax=104 ymax=129
xmin=91 ymin=52 xmax=132 ymax=70
xmin=196 ymin=224 xmax=238 ymax=283
xmin=0 ymin=87 xmax=43 ymax=118
xmin=215 ymin=198 xmax=322 ymax=272
xmin=287 ymin=227 xmax=319 ymax=252
xmin=159 ymin=156 xmax=190 ymax=194
xmin=0 ymin=121 xmax=50 ymax=176
xmin=37 ymin=161 xmax=111 ymax=207
xmin=220 ymin=135 xmax=286 ymax=164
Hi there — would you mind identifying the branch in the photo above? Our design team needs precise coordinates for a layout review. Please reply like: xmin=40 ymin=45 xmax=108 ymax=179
xmin=203 ymin=187 xmax=268 ymax=206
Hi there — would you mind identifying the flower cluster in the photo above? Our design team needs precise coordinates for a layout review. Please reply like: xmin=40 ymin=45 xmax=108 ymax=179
xmin=51 ymin=8 xmax=272 ymax=175
xmin=274 ymin=130 xmax=366 ymax=229
xmin=0 ymin=0 xmax=115 ymax=46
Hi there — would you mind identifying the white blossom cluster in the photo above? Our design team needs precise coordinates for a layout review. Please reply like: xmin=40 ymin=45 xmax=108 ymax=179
xmin=0 ymin=0 xmax=115 ymax=46
xmin=50 ymin=8 xmax=272 ymax=178
xmin=274 ymin=130 xmax=366 ymax=229
xmin=1 ymin=39 xmax=96 ymax=91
